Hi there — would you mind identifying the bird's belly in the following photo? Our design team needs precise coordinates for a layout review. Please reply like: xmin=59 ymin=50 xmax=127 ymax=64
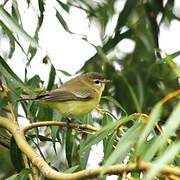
xmin=47 ymin=99 xmax=99 ymax=116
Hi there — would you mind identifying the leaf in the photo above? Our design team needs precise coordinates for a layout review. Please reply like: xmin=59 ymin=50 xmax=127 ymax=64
xmin=143 ymin=102 xmax=180 ymax=161
xmin=10 ymin=137 xmax=24 ymax=172
xmin=4 ymin=174 xmax=18 ymax=180
xmin=57 ymin=69 xmax=72 ymax=76
xmin=0 ymin=19 xmax=27 ymax=58
xmin=27 ymin=134 xmax=56 ymax=142
xmin=79 ymin=141 xmax=91 ymax=169
xmin=42 ymin=55 xmax=49 ymax=64
xmin=115 ymin=0 xmax=138 ymax=32
xmin=47 ymin=64 xmax=56 ymax=91
xmin=35 ymin=106 xmax=53 ymax=121
xmin=27 ymin=75 xmax=42 ymax=88
xmin=65 ymin=129 xmax=73 ymax=167
xmin=51 ymin=126 xmax=59 ymax=154
xmin=18 ymin=168 xmax=31 ymax=180
xmin=120 ymin=73 xmax=141 ymax=112
xmin=102 ymin=96 xmax=127 ymax=115
xmin=0 ymin=56 xmax=24 ymax=88
xmin=166 ymin=50 xmax=180 ymax=59
xmin=56 ymin=0 xmax=70 ymax=12
xmin=38 ymin=0 xmax=45 ymax=27
xmin=103 ymin=122 xmax=142 ymax=167
xmin=64 ymin=165 xmax=80 ymax=173
xmin=11 ymin=0 xmax=22 ymax=25
xmin=103 ymin=130 xmax=117 ymax=161
xmin=163 ymin=53 xmax=180 ymax=78
xmin=5 ymin=168 xmax=31 ymax=180
xmin=55 ymin=8 xmax=70 ymax=32
xmin=27 ymin=45 xmax=37 ymax=63
xmin=144 ymin=141 xmax=180 ymax=180
xmin=0 ymin=6 xmax=38 ymax=47
xmin=80 ymin=115 xmax=133 ymax=153
xmin=137 ymin=103 xmax=162 ymax=153
xmin=0 ymin=96 xmax=8 ymax=109
xmin=78 ymin=125 xmax=94 ymax=168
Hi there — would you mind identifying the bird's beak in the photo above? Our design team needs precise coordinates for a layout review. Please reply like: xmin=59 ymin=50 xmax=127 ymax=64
xmin=101 ymin=79 xmax=111 ymax=83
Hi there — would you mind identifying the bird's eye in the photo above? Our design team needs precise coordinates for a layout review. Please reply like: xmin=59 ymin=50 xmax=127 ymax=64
xmin=94 ymin=80 xmax=100 ymax=84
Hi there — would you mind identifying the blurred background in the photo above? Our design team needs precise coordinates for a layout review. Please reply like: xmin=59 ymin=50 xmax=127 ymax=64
xmin=0 ymin=0 xmax=179 ymax=179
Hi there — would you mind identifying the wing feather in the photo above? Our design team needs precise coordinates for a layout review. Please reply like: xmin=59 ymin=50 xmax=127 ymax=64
xmin=35 ymin=89 xmax=92 ymax=102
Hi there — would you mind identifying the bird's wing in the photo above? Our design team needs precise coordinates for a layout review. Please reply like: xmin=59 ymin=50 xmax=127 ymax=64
xmin=35 ymin=89 xmax=93 ymax=102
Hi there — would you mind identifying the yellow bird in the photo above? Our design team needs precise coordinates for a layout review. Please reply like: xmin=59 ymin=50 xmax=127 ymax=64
xmin=23 ymin=72 xmax=109 ymax=117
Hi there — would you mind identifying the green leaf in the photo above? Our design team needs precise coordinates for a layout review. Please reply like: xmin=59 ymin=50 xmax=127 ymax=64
xmin=35 ymin=106 xmax=53 ymax=121
xmin=80 ymin=116 xmax=133 ymax=153
xmin=144 ymin=141 xmax=180 ymax=180
xmin=10 ymin=137 xmax=24 ymax=172
xmin=120 ymin=73 xmax=141 ymax=112
xmin=42 ymin=55 xmax=49 ymax=64
xmin=56 ymin=0 xmax=70 ymax=12
xmin=27 ymin=134 xmax=56 ymax=142
xmin=57 ymin=69 xmax=72 ymax=76
xmin=0 ymin=6 xmax=38 ymax=47
xmin=5 ymin=168 xmax=31 ymax=180
xmin=115 ymin=0 xmax=138 ymax=32
xmin=137 ymin=103 xmax=162 ymax=153
xmin=47 ymin=64 xmax=56 ymax=91
xmin=11 ymin=0 xmax=22 ymax=25
xmin=103 ymin=130 xmax=117 ymax=161
xmin=163 ymin=53 xmax=180 ymax=78
xmin=38 ymin=0 xmax=45 ymax=27
xmin=64 ymin=165 xmax=80 ymax=173
xmin=55 ymin=8 xmax=70 ymax=32
xmin=102 ymin=96 xmax=127 ymax=115
xmin=27 ymin=46 xmax=37 ymax=63
xmin=103 ymin=122 xmax=142 ymax=167
xmin=18 ymin=168 xmax=31 ymax=180
xmin=4 ymin=174 xmax=18 ymax=180
xmin=65 ymin=129 xmax=73 ymax=167
xmin=0 ymin=96 xmax=8 ymax=109
xmin=0 ymin=56 xmax=24 ymax=88
xmin=51 ymin=126 xmax=59 ymax=154
xmin=166 ymin=50 xmax=180 ymax=59
xmin=79 ymin=135 xmax=91 ymax=169
xmin=0 ymin=19 xmax=27 ymax=58
xmin=27 ymin=75 xmax=42 ymax=88
xmin=143 ymin=102 xmax=180 ymax=161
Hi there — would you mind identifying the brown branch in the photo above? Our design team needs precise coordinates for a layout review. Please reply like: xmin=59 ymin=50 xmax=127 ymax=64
xmin=22 ymin=121 xmax=99 ymax=133
xmin=160 ymin=89 xmax=180 ymax=105
xmin=0 ymin=116 xmax=180 ymax=179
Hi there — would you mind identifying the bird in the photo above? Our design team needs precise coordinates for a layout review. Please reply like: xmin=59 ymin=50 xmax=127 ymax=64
xmin=21 ymin=72 xmax=109 ymax=117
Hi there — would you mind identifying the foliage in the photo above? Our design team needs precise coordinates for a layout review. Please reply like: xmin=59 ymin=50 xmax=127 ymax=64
xmin=0 ymin=0 xmax=179 ymax=179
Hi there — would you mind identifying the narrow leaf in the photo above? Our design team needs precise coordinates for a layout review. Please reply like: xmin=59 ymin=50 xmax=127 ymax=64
xmin=10 ymin=137 xmax=24 ymax=172
xmin=103 ymin=122 xmax=142 ymax=167
xmin=137 ymin=103 xmax=162 ymax=152
xmin=144 ymin=141 xmax=180 ymax=180
xmin=56 ymin=0 xmax=70 ymax=12
xmin=47 ymin=64 xmax=56 ymax=90
xmin=102 ymin=96 xmax=127 ymax=115
xmin=0 ymin=6 xmax=38 ymax=47
xmin=80 ymin=116 xmax=133 ymax=153
xmin=0 ymin=19 xmax=27 ymax=58
xmin=144 ymin=102 xmax=180 ymax=161
xmin=51 ymin=126 xmax=59 ymax=154
xmin=0 ymin=56 xmax=24 ymax=87
xmin=55 ymin=8 xmax=70 ymax=32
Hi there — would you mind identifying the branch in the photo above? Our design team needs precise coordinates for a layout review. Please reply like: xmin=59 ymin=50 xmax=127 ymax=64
xmin=22 ymin=121 xmax=99 ymax=133
xmin=159 ymin=89 xmax=180 ymax=105
xmin=0 ymin=116 xmax=180 ymax=179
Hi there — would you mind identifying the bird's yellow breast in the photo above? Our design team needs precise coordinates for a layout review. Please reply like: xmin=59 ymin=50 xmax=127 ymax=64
xmin=47 ymin=95 xmax=100 ymax=116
